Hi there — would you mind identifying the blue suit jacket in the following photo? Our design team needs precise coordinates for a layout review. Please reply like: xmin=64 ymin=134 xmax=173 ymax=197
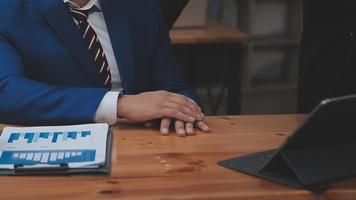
xmin=0 ymin=0 xmax=197 ymax=125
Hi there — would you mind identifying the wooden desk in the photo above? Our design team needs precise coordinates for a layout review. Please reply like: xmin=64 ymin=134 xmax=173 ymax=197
xmin=170 ymin=22 xmax=250 ymax=115
xmin=1 ymin=115 xmax=356 ymax=200
xmin=170 ymin=22 xmax=249 ymax=45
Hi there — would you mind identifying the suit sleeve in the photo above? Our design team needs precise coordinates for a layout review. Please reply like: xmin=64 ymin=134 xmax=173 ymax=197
xmin=151 ymin=0 xmax=199 ymax=103
xmin=0 ymin=30 xmax=108 ymax=125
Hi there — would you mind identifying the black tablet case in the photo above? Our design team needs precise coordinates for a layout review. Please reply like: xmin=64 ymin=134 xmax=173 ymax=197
xmin=0 ymin=130 xmax=113 ymax=176
xmin=219 ymin=95 xmax=356 ymax=192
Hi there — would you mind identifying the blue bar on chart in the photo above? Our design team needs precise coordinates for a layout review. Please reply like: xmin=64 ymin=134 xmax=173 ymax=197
xmin=8 ymin=133 xmax=20 ymax=143
xmin=7 ymin=131 xmax=92 ymax=144
xmin=0 ymin=150 xmax=96 ymax=165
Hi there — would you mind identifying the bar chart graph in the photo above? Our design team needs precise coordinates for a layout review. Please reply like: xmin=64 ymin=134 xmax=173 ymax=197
xmin=0 ymin=150 xmax=96 ymax=165
xmin=8 ymin=131 xmax=92 ymax=144
xmin=0 ymin=124 xmax=108 ymax=169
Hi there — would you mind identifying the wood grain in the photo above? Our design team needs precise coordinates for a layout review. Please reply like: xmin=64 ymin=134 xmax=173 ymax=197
xmin=0 ymin=115 xmax=355 ymax=200
xmin=170 ymin=21 xmax=250 ymax=45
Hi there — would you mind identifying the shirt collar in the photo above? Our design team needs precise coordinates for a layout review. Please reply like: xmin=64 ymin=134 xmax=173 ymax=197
xmin=63 ymin=0 xmax=102 ymax=11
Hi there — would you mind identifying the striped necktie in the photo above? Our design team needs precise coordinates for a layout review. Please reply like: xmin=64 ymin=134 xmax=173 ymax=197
xmin=67 ymin=3 xmax=112 ymax=89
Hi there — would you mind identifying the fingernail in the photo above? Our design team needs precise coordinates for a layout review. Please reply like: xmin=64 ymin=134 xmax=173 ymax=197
xmin=161 ymin=128 xmax=169 ymax=134
xmin=178 ymin=129 xmax=186 ymax=136
xmin=187 ymin=129 xmax=195 ymax=135
xmin=189 ymin=117 xmax=196 ymax=122
xmin=204 ymin=125 xmax=210 ymax=132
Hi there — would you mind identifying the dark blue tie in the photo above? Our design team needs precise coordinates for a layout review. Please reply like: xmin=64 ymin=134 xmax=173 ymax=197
xmin=67 ymin=3 xmax=112 ymax=89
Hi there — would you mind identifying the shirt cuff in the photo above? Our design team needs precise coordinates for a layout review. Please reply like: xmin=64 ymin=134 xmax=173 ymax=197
xmin=94 ymin=91 xmax=119 ymax=125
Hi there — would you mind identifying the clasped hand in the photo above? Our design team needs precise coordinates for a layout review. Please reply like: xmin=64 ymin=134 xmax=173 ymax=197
xmin=117 ymin=90 xmax=210 ymax=136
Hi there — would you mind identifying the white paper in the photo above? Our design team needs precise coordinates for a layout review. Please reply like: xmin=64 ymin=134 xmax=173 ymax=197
xmin=0 ymin=123 xmax=109 ymax=170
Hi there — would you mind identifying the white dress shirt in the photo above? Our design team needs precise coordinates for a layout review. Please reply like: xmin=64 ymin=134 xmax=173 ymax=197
xmin=64 ymin=0 xmax=197 ymax=125
xmin=63 ymin=0 xmax=121 ymax=125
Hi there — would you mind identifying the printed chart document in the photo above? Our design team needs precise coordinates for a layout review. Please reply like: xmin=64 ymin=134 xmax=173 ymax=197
xmin=0 ymin=123 xmax=109 ymax=170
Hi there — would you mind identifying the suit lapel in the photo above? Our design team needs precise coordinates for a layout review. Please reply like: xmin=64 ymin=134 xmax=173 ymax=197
xmin=101 ymin=0 xmax=135 ymax=93
xmin=33 ymin=0 xmax=104 ymax=86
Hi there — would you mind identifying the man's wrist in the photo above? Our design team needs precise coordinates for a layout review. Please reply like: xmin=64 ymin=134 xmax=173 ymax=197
xmin=116 ymin=90 xmax=125 ymax=118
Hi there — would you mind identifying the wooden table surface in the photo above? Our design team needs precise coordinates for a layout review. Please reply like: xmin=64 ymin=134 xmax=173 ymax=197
xmin=1 ymin=115 xmax=356 ymax=200
xmin=170 ymin=21 xmax=250 ymax=45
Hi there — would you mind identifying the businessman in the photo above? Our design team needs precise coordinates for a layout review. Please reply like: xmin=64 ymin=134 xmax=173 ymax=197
xmin=0 ymin=0 xmax=210 ymax=136
xmin=298 ymin=0 xmax=356 ymax=112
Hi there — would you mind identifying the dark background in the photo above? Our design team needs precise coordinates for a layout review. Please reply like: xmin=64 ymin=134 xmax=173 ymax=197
xmin=169 ymin=0 xmax=303 ymax=115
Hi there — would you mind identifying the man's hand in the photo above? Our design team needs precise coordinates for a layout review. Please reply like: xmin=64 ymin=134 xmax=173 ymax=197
xmin=160 ymin=118 xmax=210 ymax=137
xmin=117 ymin=90 xmax=204 ymax=123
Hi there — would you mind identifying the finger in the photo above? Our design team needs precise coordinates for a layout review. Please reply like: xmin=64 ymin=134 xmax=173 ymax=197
xmin=160 ymin=118 xmax=171 ymax=135
xmin=166 ymin=94 xmax=204 ymax=121
xmin=175 ymin=120 xmax=186 ymax=137
xmin=196 ymin=121 xmax=211 ymax=133
xmin=185 ymin=98 xmax=205 ymax=121
xmin=168 ymin=94 xmax=201 ymax=115
xmin=197 ymin=105 xmax=202 ymax=112
xmin=163 ymin=102 xmax=202 ymax=121
xmin=198 ymin=111 xmax=205 ymax=120
xmin=185 ymin=122 xmax=195 ymax=135
xmin=189 ymin=99 xmax=205 ymax=119
xmin=160 ymin=108 xmax=196 ymax=123
xmin=196 ymin=106 xmax=206 ymax=119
